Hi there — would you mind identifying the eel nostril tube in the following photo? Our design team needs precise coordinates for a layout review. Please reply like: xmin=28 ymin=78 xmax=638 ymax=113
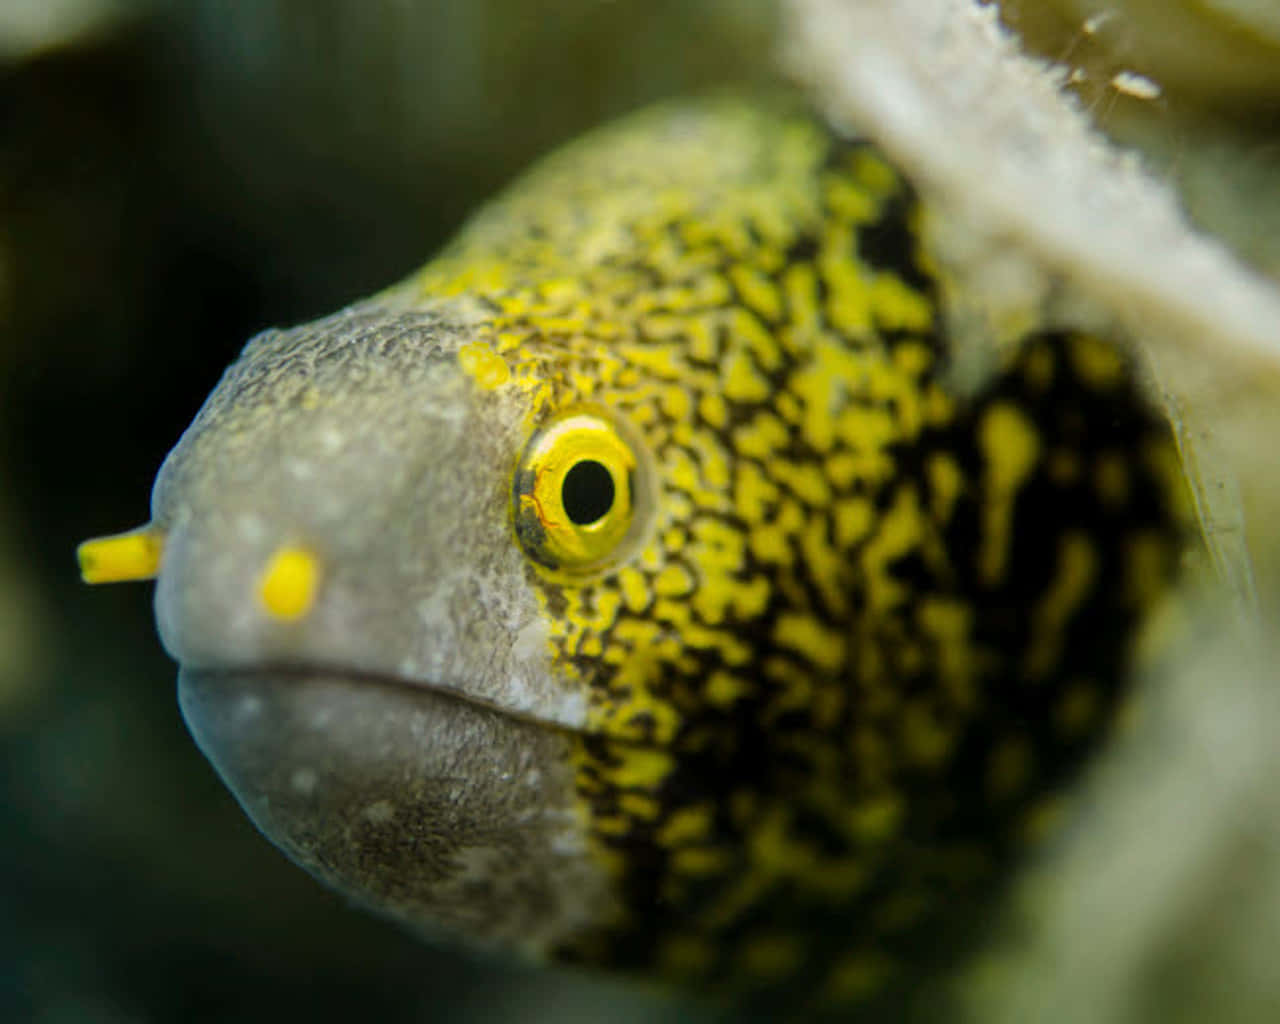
xmin=77 ymin=526 xmax=166 ymax=584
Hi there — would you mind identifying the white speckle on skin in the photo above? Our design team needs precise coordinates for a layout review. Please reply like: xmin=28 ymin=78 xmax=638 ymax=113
xmin=550 ymin=829 xmax=585 ymax=855
xmin=416 ymin=591 xmax=450 ymax=627
xmin=236 ymin=514 xmax=266 ymax=544
xmin=291 ymin=768 xmax=317 ymax=795
xmin=512 ymin=617 xmax=546 ymax=661
xmin=233 ymin=695 xmax=263 ymax=722
xmin=318 ymin=426 xmax=345 ymax=454
xmin=453 ymin=845 xmax=502 ymax=882
xmin=283 ymin=456 xmax=314 ymax=480
xmin=542 ymin=687 xmax=587 ymax=728
xmin=363 ymin=800 xmax=395 ymax=824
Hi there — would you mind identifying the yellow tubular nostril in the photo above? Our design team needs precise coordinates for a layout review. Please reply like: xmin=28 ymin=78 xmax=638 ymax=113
xmin=258 ymin=546 xmax=321 ymax=622
xmin=77 ymin=526 xmax=166 ymax=583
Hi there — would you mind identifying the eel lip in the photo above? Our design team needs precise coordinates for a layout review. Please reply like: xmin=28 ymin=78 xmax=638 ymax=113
xmin=176 ymin=666 xmax=609 ymax=950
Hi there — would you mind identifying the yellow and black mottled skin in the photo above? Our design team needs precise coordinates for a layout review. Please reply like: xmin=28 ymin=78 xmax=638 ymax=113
xmin=399 ymin=97 xmax=1185 ymax=1011
xmin=89 ymin=95 xmax=1187 ymax=1018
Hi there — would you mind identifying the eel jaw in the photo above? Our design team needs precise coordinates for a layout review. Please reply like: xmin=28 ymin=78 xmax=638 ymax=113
xmin=177 ymin=664 xmax=615 ymax=953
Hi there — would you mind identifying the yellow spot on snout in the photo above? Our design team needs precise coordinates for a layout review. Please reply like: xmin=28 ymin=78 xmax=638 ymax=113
xmin=258 ymin=546 xmax=321 ymax=621
xmin=77 ymin=526 xmax=165 ymax=583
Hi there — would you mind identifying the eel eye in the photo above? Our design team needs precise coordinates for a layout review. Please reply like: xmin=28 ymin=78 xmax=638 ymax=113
xmin=512 ymin=411 xmax=650 ymax=574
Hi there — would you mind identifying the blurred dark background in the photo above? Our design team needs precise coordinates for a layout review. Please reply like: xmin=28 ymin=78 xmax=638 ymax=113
xmin=0 ymin=2 xmax=773 ymax=1020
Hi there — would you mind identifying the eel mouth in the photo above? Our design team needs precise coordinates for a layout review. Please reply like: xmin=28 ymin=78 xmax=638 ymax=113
xmin=180 ymin=661 xmax=579 ymax=732
xmin=176 ymin=665 xmax=546 ymax=818
xmin=175 ymin=664 xmax=580 ymax=813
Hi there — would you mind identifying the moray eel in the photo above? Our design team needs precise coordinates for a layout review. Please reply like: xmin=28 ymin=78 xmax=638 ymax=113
xmin=79 ymin=96 xmax=1186 ymax=1013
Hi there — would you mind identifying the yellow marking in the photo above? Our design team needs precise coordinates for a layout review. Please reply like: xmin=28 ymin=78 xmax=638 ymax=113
xmin=893 ymin=340 xmax=932 ymax=376
xmin=611 ymin=746 xmax=674 ymax=788
xmin=850 ymin=148 xmax=900 ymax=197
xmin=729 ymin=264 xmax=783 ymax=322
xmin=1069 ymin=333 xmax=1126 ymax=390
xmin=706 ymin=669 xmax=752 ymax=707
xmin=653 ymin=564 xmax=694 ymax=598
xmin=684 ymin=319 xmax=718 ymax=362
xmin=780 ymin=264 xmax=820 ymax=352
xmin=671 ymin=846 xmax=733 ymax=876
xmin=917 ymin=597 xmax=976 ymax=710
xmin=730 ymin=306 xmax=783 ymax=371
xmin=689 ymin=517 xmax=746 ymax=572
xmin=834 ymin=404 xmax=895 ymax=456
xmin=77 ymin=526 xmax=165 ymax=584
xmin=659 ymin=385 xmax=691 ymax=421
xmin=698 ymin=392 xmax=728 ymax=429
xmin=978 ymin=402 xmax=1041 ymax=584
xmin=750 ymin=499 xmax=804 ymax=566
xmin=732 ymin=575 xmax=771 ymax=618
xmin=617 ymin=566 xmax=649 ymax=613
xmin=926 ymin=452 xmax=964 ymax=524
xmin=690 ymin=584 xmax=732 ymax=627
xmin=593 ymin=813 xmax=635 ymax=837
xmin=845 ymin=793 xmax=904 ymax=841
xmin=723 ymin=348 xmax=771 ymax=402
xmin=658 ymin=804 xmax=714 ymax=846
xmin=801 ymin=516 xmax=847 ymax=616
xmin=823 ymin=172 xmax=877 ymax=222
xmin=860 ymin=485 xmax=922 ymax=612
xmin=584 ymin=589 xmax=621 ymax=631
xmin=258 ymin=546 xmax=321 ymax=622
xmin=825 ymin=452 xmax=858 ymax=489
xmin=733 ymin=462 xmax=779 ymax=524
xmin=733 ymin=413 xmax=789 ymax=459
xmin=774 ymin=461 xmax=830 ymax=507
xmin=870 ymin=273 xmax=933 ymax=331
xmin=457 ymin=341 xmax=511 ymax=389
xmin=821 ymin=228 xmax=874 ymax=335
xmin=1024 ymin=532 xmax=1097 ymax=679
xmin=773 ymin=614 xmax=846 ymax=673
xmin=619 ymin=793 xmax=661 ymax=820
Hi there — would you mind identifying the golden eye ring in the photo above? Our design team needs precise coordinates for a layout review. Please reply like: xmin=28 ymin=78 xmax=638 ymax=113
xmin=512 ymin=410 xmax=652 ymax=574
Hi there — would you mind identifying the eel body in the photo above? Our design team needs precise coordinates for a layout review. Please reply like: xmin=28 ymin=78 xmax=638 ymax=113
xmin=80 ymin=96 xmax=1186 ymax=1013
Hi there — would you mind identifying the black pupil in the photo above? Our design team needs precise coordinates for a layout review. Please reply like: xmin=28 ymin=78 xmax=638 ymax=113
xmin=562 ymin=460 xmax=615 ymax=526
